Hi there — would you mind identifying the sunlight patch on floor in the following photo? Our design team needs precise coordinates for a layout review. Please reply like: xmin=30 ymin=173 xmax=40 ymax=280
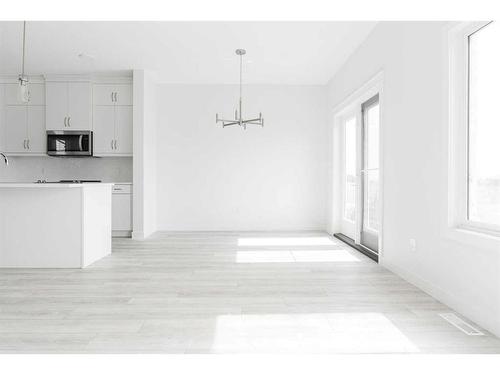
xmin=238 ymin=236 xmax=336 ymax=247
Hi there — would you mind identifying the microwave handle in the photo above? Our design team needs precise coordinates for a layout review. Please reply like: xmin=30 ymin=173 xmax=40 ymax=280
xmin=78 ymin=135 xmax=84 ymax=151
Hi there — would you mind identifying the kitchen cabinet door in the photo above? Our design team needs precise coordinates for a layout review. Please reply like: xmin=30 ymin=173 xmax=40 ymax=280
xmin=93 ymin=106 xmax=115 ymax=154
xmin=93 ymin=84 xmax=132 ymax=106
xmin=4 ymin=106 xmax=28 ymax=153
xmin=114 ymin=106 xmax=133 ymax=155
xmin=93 ymin=84 xmax=116 ymax=105
xmin=27 ymin=106 xmax=46 ymax=153
xmin=45 ymin=82 xmax=68 ymax=130
xmin=112 ymin=193 xmax=132 ymax=231
xmin=113 ymin=84 xmax=132 ymax=105
xmin=67 ymin=82 xmax=92 ymax=130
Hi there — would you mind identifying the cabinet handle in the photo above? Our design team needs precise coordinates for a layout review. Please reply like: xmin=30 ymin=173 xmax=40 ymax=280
xmin=111 ymin=140 xmax=114 ymax=150
xmin=114 ymin=140 xmax=117 ymax=150
xmin=111 ymin=92 xmax=114 ymax=103
xmin=23 ymin=140 xmax=26 ymax=149
xmin=68 ymin=117 xmax=71 ymax=127
xmin=114 ymin=92 xmax=118 ymax=102
xmin=27 ymin=139 xmax=30 ymax=149
xmin=64 ymin=117 xmax=67 ymax=127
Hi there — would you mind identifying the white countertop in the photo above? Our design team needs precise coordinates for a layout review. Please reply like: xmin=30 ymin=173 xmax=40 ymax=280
xmin=0 ymin=183 xmax=115 ymax=188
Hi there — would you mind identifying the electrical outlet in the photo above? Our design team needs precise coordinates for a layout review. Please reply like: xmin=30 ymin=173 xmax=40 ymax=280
xmin=409 ymin=238 xmax=417 ymax=252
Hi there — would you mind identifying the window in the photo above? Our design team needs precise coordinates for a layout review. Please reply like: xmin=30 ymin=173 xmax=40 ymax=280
xmin=467 ymin=22 xmax=500 ymax=228
xmin=344 ymin=116 xmax=356 ymax=222
xmin=449 ymin=21 xmax=500 ymax=236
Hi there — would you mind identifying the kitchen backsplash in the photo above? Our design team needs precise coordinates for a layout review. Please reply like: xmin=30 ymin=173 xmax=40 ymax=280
xmin=0 ymin=156 xmax=132 ymax=183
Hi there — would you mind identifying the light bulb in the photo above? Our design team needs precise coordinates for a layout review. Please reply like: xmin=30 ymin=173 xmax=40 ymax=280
xmin=18 ymin=76 xmax=30 ymax=103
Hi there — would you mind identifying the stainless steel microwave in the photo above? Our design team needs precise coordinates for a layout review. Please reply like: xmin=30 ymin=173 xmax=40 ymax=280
xmin=47 ymin=131 xmax=93 ymax=157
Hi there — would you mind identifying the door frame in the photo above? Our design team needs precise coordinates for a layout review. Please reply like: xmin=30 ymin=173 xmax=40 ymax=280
xmin=330 ymin=71 xmax=385 ymax=260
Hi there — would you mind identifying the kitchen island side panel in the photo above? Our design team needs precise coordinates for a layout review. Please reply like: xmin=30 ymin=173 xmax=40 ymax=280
xmin=0 ymin=187 xmax=82 ymax=267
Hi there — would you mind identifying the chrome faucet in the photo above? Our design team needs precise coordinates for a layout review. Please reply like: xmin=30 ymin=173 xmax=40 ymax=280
xmin=0 ymin=152 xmax=8 ymax=166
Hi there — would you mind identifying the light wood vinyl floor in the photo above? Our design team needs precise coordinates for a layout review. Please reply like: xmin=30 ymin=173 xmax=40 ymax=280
xmin=1 ymin=231 xmax=499 ymax=353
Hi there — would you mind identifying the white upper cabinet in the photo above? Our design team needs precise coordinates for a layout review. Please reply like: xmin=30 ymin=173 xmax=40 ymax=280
xmin=46 ymin=81 xmax=92 ymax=130
xmin=1 ymin=78 xmax=132 ymax=156
xmin=45 ymin=82 xmax=67 ymax=130
xmin=3 ymin=105 xmax=46 ymax=154
xmin=92 ymin=82 xmax=133 ymax=156
xmin=1 ymin=82 xmax=46 ymax=155
xmin=114 ymin=106 xmax=133 ymax=154
xmin=93 ymin=84 xmax=132 ymax=106
xmin=3 ymin=106 xmax=28 ymax=153
xmin=67 ymin=83 xmax=92 ymax=130
xmin=4 ymin=83 xmax=45 ymax=106
xmin=26 ymin=106 xmax=46 ymax=153
xmin=93 ymin=106 xmax=115 ymax=154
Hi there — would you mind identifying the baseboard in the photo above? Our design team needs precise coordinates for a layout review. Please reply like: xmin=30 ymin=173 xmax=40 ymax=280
xmin=154 ymin=227 xmax=326 ymax=233
xmin=113 ymin=230 xmax=132 ymax=238
xmin=382 ymin=259 xmax=500 ymax=338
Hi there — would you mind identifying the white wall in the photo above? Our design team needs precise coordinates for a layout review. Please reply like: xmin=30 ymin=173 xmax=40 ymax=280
xmin=132 ymin=70 xmax=158 ymax=239
xmin=327 ymin=22 xmax=500 ymax=336
xmin=0 ymin=156 xmax=132 ymax=183
xmin=156 ymin=84 xmax=328 ymax=231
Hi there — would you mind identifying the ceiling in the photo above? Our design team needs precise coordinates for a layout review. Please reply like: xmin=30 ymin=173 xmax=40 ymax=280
xmin=0 ymin=21 xmax=376 ymax=85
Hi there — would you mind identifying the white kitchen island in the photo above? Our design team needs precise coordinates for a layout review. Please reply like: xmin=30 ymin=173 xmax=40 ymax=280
xmin=0 ymin=183 xmax=113 ymax=268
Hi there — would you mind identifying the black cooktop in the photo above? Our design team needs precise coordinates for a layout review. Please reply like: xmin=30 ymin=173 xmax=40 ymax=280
xmin=59 ymin=180 xmax=102 ymax=183
xmin=36 ymin=180 xmax=102 ymax=184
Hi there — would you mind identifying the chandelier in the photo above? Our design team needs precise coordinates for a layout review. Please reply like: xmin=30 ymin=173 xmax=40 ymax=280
xmin=216 ymin=49 xmax=264 ymax=129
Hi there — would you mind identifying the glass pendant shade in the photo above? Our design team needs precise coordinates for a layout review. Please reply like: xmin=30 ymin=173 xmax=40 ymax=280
xmin=18 ymin=76 xmax=29 ymax=103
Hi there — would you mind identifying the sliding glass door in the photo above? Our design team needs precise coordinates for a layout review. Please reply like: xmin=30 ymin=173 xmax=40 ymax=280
xmin=360 ymin=95 xmax=380 ymax=253
xmin=341 ymin=115 xmax=358 ymax=239
xmin=338 ymin=94 xmax=380 ymax=257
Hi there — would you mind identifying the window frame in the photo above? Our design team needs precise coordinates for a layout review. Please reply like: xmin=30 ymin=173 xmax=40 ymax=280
xmin=448 ymin=21 xmax=500 ymax=237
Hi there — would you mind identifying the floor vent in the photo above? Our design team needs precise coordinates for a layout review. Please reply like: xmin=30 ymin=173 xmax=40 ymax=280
xmin=439 ymin=313 xmax=485 ymax=336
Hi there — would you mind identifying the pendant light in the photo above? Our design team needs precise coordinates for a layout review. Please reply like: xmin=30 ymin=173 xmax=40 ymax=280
xmin=18 ymin=21 xmax=29 ymax=103
xmin=216 ymin=49 xmax=264 ymax=129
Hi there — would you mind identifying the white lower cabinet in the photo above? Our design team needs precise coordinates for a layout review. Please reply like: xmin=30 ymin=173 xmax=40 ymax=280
xmin=112 ymin=183 xmax=132 ymax=237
